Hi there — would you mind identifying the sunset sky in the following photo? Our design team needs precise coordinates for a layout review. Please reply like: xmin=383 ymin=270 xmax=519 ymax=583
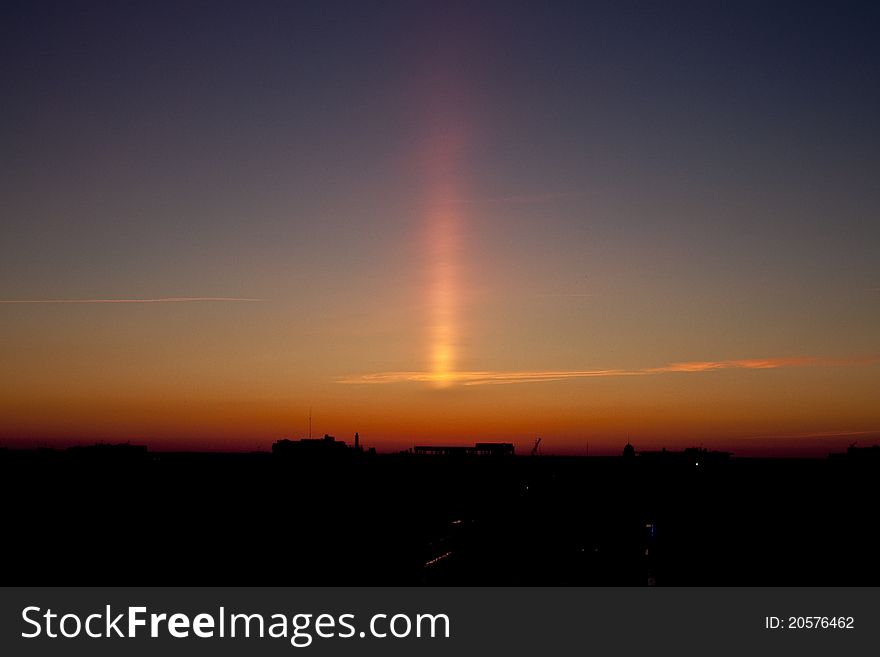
xmin=2 ymin=1 xmax=879 ymax=455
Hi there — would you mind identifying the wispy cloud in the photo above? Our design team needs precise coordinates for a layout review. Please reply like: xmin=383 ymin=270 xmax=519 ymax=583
xmin=738 ymin=429 xmax=880 ymax=442
xmin=0 ymin=297 xmax=264 ymax=304
xmin=645 ymin=357 xmax=819 ymax=373
xmin=340 ymin=355 xmax=879 ymax=386
xmin=342 ymin=369 xmax=636 ymax=385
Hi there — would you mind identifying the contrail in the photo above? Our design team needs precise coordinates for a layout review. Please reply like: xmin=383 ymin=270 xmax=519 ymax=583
xmin=737 ymin=429 xmax=880 ymax=441
xmin=0 ymin=297 xmax=264 ymax=304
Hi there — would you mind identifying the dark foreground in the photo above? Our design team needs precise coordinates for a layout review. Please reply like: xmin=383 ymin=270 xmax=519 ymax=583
xmin=3 ymin=448 xmax=877 ymax=585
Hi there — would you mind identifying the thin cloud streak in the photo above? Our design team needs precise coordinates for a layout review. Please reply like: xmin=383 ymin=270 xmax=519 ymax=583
xmin=0 ymin=297 xmax=264 ymax=304
xmin=342 ymin=369 xmax=637 ymax=385
xmin=737 ymin=429 xmax=880 ymax=442
xmin=644 ymin=357 xmax=819 ymax=373
xmin=340 ymin=355 xmax=880 ymax=386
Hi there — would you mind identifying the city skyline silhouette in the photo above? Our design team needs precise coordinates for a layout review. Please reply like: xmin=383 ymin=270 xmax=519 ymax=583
xmin=3 ymin=438 xmax=878 ymax=585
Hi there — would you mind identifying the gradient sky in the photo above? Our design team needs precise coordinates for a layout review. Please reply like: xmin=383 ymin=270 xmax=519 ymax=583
xmin=2 ymin=0 xmax=879 ymax=455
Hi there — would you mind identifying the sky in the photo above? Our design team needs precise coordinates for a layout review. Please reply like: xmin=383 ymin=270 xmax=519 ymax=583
xmin=1 ymin=0 xmax=879 ymax=456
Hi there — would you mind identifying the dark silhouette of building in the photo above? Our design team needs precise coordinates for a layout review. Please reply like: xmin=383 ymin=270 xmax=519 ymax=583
xmin=412 ymin=442 xmax=515 ymax=457
xmin=846 ymin=444 xmax=879 ymax=459
xmin=272 ymin=434 xmax=350 ymax=457
xmin=829 ymin=444 xmax=880 ymax=463
xmin=622 ymin=442 xmax=635 ymax=458
xmin=637 ymin=446 xmax=732 ymax=465
xmin=66 ymin=442 xmax=148 ymax=462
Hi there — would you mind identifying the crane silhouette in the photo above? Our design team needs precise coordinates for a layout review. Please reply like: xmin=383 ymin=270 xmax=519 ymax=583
xmin=530 ymin=437 xmax=542 ymax=456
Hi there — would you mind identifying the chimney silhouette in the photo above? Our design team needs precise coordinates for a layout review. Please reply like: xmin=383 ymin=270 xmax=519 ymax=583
xmin=354 ymin=432 xmax=360 ymax=451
